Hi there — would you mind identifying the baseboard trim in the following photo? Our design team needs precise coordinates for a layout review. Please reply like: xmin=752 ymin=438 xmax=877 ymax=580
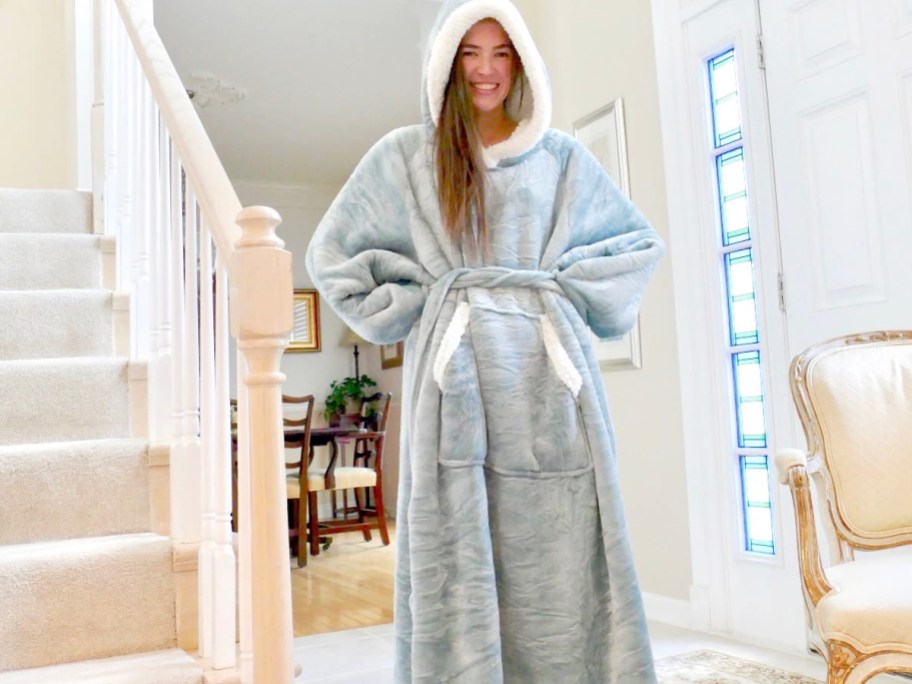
xmin=642 ymin=591 xmax=692 ymax=630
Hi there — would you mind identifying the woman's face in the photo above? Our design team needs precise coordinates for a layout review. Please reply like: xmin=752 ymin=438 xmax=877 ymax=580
xmin=458 ymin=19 xmax=516 ymax=115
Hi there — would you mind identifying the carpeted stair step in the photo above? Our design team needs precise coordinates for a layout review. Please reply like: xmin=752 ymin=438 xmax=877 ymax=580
xmin=0 ymin=188 xmax=92 ymax=234
xmin=0 ymin=533 xmax=177 ymax=673
xmin=0 ymin=439 xmax=149 ymax=545
xmin=0 ymin=290 xmax=113 ymax=360
xmin=0 ymin=234 xmax=106 ymax=290
xmin=0 ymin=649 xmax=202 ymax=684
xmin=0 ymin=358 xmax=130 ymax=446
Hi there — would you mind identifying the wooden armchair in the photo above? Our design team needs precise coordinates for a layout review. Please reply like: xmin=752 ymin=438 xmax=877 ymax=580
xmin=307 ymin=392 xmax=393 ymax=557
xmin=775 ymin=331 xmax=912 ymax=684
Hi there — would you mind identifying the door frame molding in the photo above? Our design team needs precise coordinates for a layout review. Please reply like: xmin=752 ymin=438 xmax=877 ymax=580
xmin=651 ymin=0 xmax=733 ymax=635
xmin=650 ymin=0 xmax=803 ymax=649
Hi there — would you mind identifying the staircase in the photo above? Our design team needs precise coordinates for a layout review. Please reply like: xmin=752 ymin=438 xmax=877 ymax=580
xmin=0 ymin=188 xmax=203 ymax=682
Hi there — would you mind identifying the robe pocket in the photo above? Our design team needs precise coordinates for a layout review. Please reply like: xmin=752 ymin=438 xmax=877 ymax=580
xmin=436 ymin=311 xmax=487 ymax=468
xmin=469 ymin=308 xmax=592 ymax=476
xmin=520 ymin=366 xmax=594 ymax=476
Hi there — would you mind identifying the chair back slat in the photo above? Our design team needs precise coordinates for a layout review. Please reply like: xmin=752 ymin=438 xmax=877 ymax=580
xmin=282 ymin=395 xmax=315 ymax=472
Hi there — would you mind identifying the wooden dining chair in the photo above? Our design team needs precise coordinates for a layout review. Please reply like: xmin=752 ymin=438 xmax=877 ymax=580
xmin=282 ymin=394 xmax=315 ymax=567
xmin=307 ymin=392 xmax=393 ymax=557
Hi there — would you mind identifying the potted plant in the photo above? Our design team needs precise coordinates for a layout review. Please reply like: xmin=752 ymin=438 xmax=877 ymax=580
xmin=324 ymin=374 xmax=377 ymax=426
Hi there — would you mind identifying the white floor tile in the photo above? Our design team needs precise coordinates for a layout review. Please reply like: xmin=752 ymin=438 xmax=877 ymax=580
xmin=294 ymin=632 xmax=394 ymax=683
xmin=309 ymin=667 xmax=394 ymax=684
xmin=293 ymin=619 xmax=908 ymax=682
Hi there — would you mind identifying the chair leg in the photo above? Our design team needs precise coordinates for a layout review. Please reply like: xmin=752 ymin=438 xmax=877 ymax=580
xmin=354 ymin=488 xmax=372 ymax=541
xmin=374 ymin=481 xmax=390 ymax=546
xmin=826 ymin=640 xmax=866 ymax=684
xmin=309 ymin=492 xmax=321 ymax=557
xmin=297 ymin=495 xmax=307 ymax=568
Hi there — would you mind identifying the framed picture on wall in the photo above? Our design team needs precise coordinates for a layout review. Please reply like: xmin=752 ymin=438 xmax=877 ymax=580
xmin=573 ymin=98 xmax=643 ymax=371
xmin=380 ymin=341 xmax=404 ymax=369
xmin=287 ymin=289 xmax=321 ymax=353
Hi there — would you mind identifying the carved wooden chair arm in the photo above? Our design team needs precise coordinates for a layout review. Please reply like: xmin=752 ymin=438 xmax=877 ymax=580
xmin=774 ymin=448 xmax=835 ymax=604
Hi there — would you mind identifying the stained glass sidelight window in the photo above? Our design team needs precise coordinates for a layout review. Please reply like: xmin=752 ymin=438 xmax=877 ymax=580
xmin=708 ymin=48 xmax=774 ymax=556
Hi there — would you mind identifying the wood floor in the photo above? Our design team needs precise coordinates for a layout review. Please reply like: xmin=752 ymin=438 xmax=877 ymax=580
xmin=291 ymin=522 xmax=396 ymax=638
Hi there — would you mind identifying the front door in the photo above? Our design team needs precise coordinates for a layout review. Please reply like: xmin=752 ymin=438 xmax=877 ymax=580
xmin=762 ymin=1 xmax=912 ymax=359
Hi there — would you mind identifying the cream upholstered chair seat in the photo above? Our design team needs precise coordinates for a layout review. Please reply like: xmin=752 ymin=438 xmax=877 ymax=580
xmin=286 ymin=467 xmax=377 ymax=497
xmin=776 ymin=330 xmax=912 ymax=684
xmin=817 ymin=554 xmax=912 ymax=647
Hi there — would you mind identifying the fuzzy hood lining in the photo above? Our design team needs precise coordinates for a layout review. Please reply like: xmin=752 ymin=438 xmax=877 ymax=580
xmin=424 ymin=0 xmax=551 ymax=168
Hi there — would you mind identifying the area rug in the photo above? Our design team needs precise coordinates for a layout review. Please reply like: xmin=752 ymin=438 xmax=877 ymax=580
xmin=656 ymin=650 xmax=822 ymax=683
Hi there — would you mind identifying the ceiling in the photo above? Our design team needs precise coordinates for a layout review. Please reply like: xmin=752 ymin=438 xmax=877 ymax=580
xmin=155 ymin=0 xmax=442 ymax=186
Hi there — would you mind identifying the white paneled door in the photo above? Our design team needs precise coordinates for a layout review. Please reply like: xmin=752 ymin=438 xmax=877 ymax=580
xmin=761 ymin=0 xmax=912 ymax=359
xmin=654 ymin=0 xmax=912 ymax=652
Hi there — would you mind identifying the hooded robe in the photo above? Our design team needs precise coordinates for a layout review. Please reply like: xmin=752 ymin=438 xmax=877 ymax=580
xmin=305 ymin=1 xmax=664 ymax=681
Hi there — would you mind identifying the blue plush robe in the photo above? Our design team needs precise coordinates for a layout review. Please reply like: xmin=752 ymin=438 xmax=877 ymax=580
xmin=306 ymin=1 xmax=664 ymax=681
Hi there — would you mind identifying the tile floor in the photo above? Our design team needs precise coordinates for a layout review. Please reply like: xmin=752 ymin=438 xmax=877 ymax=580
xmin=293 ymin=620 xmax=907 ymax=683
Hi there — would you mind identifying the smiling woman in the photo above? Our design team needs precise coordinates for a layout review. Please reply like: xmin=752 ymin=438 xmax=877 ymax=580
xmin=306 ymin=0 xmax=664 ymax=681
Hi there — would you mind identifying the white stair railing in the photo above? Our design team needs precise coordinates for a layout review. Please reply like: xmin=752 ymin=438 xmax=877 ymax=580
xmin=92 ymin=0 xmax=295 ymax=681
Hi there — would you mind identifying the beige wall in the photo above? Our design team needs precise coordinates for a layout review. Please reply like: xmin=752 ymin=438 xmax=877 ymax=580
xmin=0 ymin=0 xmax=77 ymax=189
xmin=515 ymin=0 xmax=692 ymax=601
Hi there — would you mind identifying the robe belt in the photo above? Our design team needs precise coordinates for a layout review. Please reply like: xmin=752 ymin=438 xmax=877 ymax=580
xmin=409 ymin=267 xmax=573 ymax=446
xmin=440 ymin=266 xmax=565 ymax=294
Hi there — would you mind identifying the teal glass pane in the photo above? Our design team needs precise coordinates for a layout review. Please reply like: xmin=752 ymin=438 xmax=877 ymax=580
xmin=741 ymin=456 xmax=774 ymax=555
xmin=732 ymin=351 xmax=767 ymax=448
xmin=725 ymin=250 xmax=760 ymax=346
xmin=709 ymin=49 xmax=743 ymax=147
xmin=717 ymin=148 xmax=750 ymax=245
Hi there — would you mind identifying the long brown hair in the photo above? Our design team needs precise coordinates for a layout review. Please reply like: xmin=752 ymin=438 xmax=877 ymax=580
xmin=435 ymin=39 xmax=524 ymax=258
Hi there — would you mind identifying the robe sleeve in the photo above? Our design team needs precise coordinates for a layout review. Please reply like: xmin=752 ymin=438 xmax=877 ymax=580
xmin=305 ymin=133 xmax=433 ymax=345
xmin=551 ymin=141 xmax=665 ymax=340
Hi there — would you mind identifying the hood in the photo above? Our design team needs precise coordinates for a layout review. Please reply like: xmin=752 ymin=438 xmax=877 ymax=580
xmin=421 ymin=0 xmax=552 ymax=168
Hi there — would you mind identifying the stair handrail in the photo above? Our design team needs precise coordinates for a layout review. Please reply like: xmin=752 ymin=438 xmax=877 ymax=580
xmin=95 ymin=0 xmax=295 ymax=681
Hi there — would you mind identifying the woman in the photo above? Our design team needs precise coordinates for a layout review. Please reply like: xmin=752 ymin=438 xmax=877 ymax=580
xmin=306 ymin=0 xmax=663 ymax=681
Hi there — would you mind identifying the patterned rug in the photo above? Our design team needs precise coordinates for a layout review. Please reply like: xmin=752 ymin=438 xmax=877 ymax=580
xmin=656 ymin=650 xmax=822 ymax=683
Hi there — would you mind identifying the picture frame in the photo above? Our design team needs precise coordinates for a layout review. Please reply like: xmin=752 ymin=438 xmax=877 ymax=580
xmin=573 ymin=98 xmax=643 ymax=371
xmin=379 ymin=341 xmax=404 ymax=369
xmin=572 ymin=97 xmax=631 ymax=195
xmin=287 ymin=289 xmax=321 ymax=353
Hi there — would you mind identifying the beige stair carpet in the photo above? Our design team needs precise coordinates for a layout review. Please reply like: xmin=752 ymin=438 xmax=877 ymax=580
xmin=0 ymin=234 xmax=104 ymax=290
xmin=0 ymin=188 xmax=92 ymax=233
xmin=0 ymin=290 xmax=113 ymax=359
xmin=0 ymin=357 xmax=130 ymax=445
xmin=0 ymin=439 xmax=149 ymax=545
xmin=0 ymin=187 xmax=190 ymax=680
xmin=0 ymin=534 xmax=177 ymax=672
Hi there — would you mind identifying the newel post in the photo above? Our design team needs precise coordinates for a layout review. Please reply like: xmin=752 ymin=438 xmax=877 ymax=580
xmin=230 ymin=206 xmax=294 ymax=683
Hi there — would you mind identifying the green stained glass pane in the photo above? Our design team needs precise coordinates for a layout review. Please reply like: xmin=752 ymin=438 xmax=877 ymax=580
xmin=732 ymin=351 xmax=767 ymax=448
xmin=725 ymin=250 xmax=760 ymax=346
xmin=741 ymin=456 xmax=774 ymax=555
xmin=709 ymin=50 xmax=743 ymax=147
xmin=717 ymin=149 xmax=750 ymax=245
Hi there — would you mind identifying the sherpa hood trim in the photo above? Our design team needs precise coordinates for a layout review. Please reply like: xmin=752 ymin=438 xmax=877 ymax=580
xmin=422 ymin=0 xmax=552 ymax=168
